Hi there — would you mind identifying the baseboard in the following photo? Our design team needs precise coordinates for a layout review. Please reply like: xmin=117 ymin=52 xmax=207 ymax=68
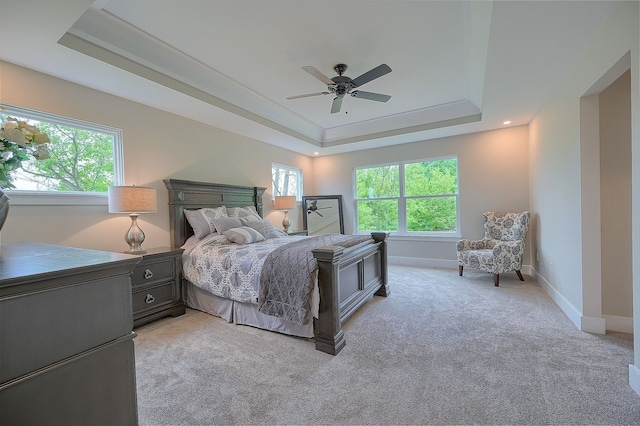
xmin=388 ymin=256 xmax=535 ymax=275
xmin=630 ymin=364 xmax=640 ymax=397
xmin=531 ymin=269 xmax=608 ymax=335
xmin=603 ymin=314 xmax=634 ymax=334
xmin=388 ymin=256 xmax=458 ymax=269
xmin=531 ymin=269 xmax=583 ymax=330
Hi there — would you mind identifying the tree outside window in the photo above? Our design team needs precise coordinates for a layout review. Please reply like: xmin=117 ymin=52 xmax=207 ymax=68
xmin=272 ymin=163 xmax=302 ymax=199
xmin=1 ymin=105 xmax=122 ymax=193
xmin=355 ymin=157 xmax=459 ymax=234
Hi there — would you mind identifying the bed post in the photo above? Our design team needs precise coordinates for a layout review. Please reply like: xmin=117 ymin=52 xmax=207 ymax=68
xmin=312 ymin=245 xmax=346 ymax=355
xmin=372 ymin=232 xmax=390 ymax=297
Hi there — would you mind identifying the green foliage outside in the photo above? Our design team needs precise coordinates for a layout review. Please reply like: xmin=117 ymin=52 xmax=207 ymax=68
xmin=6 ymin=117 xmax=115 ymax=192
xmin=356 ymin=159 xmax=458 ymax=232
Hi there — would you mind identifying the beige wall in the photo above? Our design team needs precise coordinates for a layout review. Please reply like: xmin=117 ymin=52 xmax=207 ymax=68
xmin=528 ymin=0 xmax=639 ymax=381
xmin=0 ymin=61 xmax=313 ymax=251
xmin=600 ymin=70 xmax=632 ymax=320
xmin=312 ymin=125 xmax=530 ymax=266
xmin=0 ymin=58 xmax=530 ymax=265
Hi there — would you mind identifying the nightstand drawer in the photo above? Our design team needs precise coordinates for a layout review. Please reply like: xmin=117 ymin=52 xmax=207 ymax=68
xmin=132 ymin=282 xmax=174 ymax=313
xmin=131 ymin=258 xmax=175 ymax=287
xmin=131 ymin=247 xmax=185 ymax=328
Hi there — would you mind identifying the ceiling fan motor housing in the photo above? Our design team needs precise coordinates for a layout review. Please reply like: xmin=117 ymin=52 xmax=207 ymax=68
xmin=331 ymin=76 xmax=354 ymax=98
xmin=287 ymin=63 xmax=391 ymax=113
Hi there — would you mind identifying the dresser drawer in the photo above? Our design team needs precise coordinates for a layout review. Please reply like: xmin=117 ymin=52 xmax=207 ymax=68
xmin=132 ymin=282 xmax=175 ymax=313
xmin=131 ymin=257 xmax=175 ymax=287
xmin=1 ymin=274 xmax=132 ymax=384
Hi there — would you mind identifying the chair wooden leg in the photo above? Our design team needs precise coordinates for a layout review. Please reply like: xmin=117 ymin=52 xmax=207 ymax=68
xmin=459 ymin=265 xmax=463 ymax=276
xmin=516 ymin=270 xmax=524 ymax=281
xmin=494 ymin=274 xmax=499 ymax=286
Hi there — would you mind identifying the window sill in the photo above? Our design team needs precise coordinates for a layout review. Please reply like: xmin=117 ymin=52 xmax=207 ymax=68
xmin=3 ymin=191 xmax=108 ymax=206
xmin=357 ymin=232 xmax=461 ymax=242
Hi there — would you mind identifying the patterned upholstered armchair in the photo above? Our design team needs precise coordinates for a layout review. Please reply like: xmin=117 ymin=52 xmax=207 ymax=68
xmin=456 ymin=211 xmax=530 ymax=286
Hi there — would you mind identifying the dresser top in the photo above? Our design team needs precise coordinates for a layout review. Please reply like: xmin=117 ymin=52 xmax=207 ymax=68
xmin=0 ymin=242 xmax=141 ymax=287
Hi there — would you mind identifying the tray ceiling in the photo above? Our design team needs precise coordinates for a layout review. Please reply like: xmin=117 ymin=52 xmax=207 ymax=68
xmin=1 ymin=1 xmax=617 ymax=155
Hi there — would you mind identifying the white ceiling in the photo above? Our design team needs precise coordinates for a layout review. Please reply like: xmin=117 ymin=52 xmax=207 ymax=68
xmin=1 ymin=1 xmax=617 ymax=156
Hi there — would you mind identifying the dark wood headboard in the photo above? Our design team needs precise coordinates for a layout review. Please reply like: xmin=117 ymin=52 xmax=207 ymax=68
xmin=164 ymin=179 xmax=267 ymax=248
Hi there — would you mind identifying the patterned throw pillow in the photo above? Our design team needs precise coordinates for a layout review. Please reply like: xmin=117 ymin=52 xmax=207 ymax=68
xmin=184 ymin=206 xmax=228 ymax=239
xmin=226 ymin=206 xmax=262 ymax=222
xmin=242 ymin=219 xmax=281 ymax=239
xmin=210 ymin=217 xmax=243 ymax=234
xmin=223 ymin=226 xmax=265 ymax=244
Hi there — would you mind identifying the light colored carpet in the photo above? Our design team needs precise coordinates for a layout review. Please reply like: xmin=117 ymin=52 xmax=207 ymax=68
xmin=134 ymin=266 xmax=640 ymax=425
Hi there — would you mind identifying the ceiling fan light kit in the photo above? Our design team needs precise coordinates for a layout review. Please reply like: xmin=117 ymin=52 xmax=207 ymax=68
xmin=287 ymin=63 xmax=392 ymax=114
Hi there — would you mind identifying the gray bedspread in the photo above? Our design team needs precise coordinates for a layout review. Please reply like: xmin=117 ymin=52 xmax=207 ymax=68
xmin=258 ymin=234 xmax=371 ymax=324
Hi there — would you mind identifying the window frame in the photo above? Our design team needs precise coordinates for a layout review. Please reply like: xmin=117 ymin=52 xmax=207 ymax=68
xmin=353 ymin=155 xmax=461 ymax=238
xmin=271 ymin=163 xmax=303 ymax=201
xmin=1 ymin=104 xmax=124 ymax=206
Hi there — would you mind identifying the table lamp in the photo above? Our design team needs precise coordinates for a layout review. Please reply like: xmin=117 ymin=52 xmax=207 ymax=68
xmin=274 ymin=195 xmax=296 ymax=233
xmin=108 ymin=185 xmax=157 ymax=253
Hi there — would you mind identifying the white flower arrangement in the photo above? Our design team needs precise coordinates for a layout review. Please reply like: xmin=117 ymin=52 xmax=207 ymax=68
xmin=0 ymin=116 xmax=50 ymax=189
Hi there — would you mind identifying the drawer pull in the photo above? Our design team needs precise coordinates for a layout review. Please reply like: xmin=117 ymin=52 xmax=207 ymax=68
xmin=144 ymin=269 xmax=154 ymax=279
xmin=145 ymin=294 xmax=155 ymax=304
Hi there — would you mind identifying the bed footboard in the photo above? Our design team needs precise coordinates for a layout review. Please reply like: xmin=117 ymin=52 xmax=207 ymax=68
xmin=313 ymin=232 xmax=389 ymax=355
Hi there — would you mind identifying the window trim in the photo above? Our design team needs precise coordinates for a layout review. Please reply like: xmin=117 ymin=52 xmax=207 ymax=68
xmin=271 ymin=163 xmax=303 ymax=201
xmin=1 ymin=104 xmax=124 ymax=206
xmin=353 ymin=155 xmax=461 ymax=237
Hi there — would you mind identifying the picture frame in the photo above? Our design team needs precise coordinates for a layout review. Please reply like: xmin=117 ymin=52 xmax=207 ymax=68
xmin=302 ymin=195 xmax=344 ymax=236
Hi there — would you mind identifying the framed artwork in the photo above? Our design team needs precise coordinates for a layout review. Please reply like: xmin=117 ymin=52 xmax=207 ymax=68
xmin=302 ymin=195 xmax=344 ymax=236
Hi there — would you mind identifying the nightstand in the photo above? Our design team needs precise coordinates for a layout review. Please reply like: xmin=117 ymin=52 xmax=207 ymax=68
xmin=131 ymin=247 xmax=185 ymax=328
xmin=288 ymin=230 xmax=308 ymax=236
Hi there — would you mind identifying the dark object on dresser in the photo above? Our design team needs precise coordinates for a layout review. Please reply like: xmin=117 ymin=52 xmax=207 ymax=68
xmin=0 ymin=242 xmax=140 ymax=425
xmin=164 ymin=178 xmax=389 ymax=355
xmin=131 ymin=246 xmax=185 ymax=327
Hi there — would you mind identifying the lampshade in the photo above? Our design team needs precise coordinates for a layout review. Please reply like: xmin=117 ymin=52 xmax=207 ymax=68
xmin=274 ymin=195 xmax=296 ymax=210
xmin=108 ymin=186 xmax=157 ymax=213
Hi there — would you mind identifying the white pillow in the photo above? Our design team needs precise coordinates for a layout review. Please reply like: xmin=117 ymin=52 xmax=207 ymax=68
xmin=226 ymin=205 xmax=262 ymax=222
xmin=242 ymin=219 xmax=280 ymax=239
xmin=184 ymin=206 xmax=228 ymax=239
xmin=211 ymin=217 xmax=243 ymax=234
xmin=223 ymin=226 xmax=265 ymax=244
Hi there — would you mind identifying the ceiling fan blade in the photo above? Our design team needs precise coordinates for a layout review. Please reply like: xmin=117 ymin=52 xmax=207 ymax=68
xmin=351 ymin=91 xmax=391 ymax=102
xmin=330 ymin=97 xmax=343 ymax=114
xmin=351 ymin=64 xmax=392 ymax=88
xmin=286 ymin=92 xmax=330 ymax=100
xmin=302 ymin=66 xmax=335 ymax=85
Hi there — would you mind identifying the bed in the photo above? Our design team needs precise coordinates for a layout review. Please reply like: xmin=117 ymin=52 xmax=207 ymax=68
xmin=164 ymin=179 xmax=389 ymax=355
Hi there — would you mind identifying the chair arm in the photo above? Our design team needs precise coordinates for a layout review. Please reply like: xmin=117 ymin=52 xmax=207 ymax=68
xmin=457 ymin=238 xmax=489 ymax=252
xmin=491 ymin=240 xmax=524 ymax=254
xmin=492 ymin=240 xmax=526 ymax=272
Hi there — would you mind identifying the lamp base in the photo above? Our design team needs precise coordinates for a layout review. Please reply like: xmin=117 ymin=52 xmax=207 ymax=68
xmin=125 ymin=213 xmax=147 ymax=254
xmin=282 ymin=210 xmax=291 ymax=233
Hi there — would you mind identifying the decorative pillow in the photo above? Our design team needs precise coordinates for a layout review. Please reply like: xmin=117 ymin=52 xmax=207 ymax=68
xmin=184 ymin=206 xmax=228 ymax=239
xmin=223 ymin=226 xmax=265 ymax=244
xmin=226 ymin=205 xmax=262 ymax=222
xmin=242 ymin=219 xmax=280 ymax=239
xmin=211 ymin=217 xmax=243 ymax=234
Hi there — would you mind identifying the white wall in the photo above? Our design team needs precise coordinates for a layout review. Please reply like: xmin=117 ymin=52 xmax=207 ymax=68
xmin=312 ymin=125 xmax=530 ymax=268
xmin=527 ymin=0 xmax=640 ymax=394
xmin=600 ymin=70 xmax=632 ymax=321
xmin=0 ymin=61 xmax=313 ymax=251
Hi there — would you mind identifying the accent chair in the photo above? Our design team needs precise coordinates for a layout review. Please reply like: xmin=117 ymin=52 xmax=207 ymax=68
xmin=456 ymin=211 xmax=530 ymax=286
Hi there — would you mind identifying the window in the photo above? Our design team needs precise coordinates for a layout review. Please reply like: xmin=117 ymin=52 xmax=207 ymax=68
xmin=354 ymin=157 xmax=459 ymax=234
xmin=272 ymin=163 xmax=302 ymax=199
xmin=1 ymin=105 xmax=123 ymax=197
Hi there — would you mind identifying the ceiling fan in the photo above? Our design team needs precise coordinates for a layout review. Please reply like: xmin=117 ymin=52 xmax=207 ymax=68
xmin=286 ymin=63 xmax=392 ymax=114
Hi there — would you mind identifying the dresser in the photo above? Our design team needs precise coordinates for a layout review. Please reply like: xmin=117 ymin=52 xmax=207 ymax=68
xmin=0 ymin=242 xmax=141 ymax=425
xmin=131 ymin=247 xmax=185 ymax=327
